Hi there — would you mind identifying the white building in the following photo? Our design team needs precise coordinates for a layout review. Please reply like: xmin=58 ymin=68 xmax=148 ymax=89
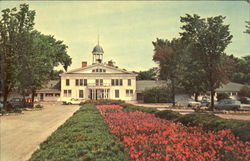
xmin=60 ymin=43 xmax=137 ymax=101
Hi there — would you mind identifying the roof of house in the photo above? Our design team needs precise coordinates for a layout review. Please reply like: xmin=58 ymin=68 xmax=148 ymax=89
xmin=36 ymin=80 xmax=60 ymax=93
xmin=136 ymin=80 xmax=167 ymax=92
xmin=215 ymin=82 xmax=248 ymax=92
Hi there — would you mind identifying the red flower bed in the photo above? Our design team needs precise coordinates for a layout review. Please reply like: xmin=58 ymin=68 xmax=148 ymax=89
xmin=100 ymin=111 xmax=250 ymax=161
xmin=96 ymin=104 xmax=123 ymax=109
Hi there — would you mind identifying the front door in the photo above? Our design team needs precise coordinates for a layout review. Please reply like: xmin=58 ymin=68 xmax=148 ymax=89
xmin=40 ymin=93 xmax=44 ymax=101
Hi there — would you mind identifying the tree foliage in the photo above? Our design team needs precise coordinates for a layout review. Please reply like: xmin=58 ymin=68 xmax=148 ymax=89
xmin=143 ymin=87 xmax=172 ymax=103
xmin=230 ymin=55 xmax=250 ymax=85
xmin=0 ymin=4 xmax=35 ymax=108
xmin=238 ymin=86 xmax=250 ymax=97
xmin=179 ymin=14 xmax=233 ymax=110
xmin=0 ymin=4 xmax=72 ymax=108
xmin=152 ymin=38 xmax=185 ymax=106
xmin=137 ymin=67 xmax=158 ymax=80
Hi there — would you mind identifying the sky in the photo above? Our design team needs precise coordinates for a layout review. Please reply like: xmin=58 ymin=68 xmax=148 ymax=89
xmin=0 ymin=1 xmax=249 ymax=72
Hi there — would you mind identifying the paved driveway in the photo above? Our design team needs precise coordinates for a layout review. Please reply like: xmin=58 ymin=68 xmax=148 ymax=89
xmin=0 ymin=102 xmax=80 ymax=161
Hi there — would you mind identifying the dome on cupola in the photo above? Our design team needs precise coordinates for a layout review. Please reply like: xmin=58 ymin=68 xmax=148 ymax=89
xmin=92 ymin=44 xmax=104 ymax=54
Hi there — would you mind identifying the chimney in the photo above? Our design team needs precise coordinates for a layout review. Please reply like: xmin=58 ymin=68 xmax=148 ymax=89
xmin=82 ymin=61 xmax=87 ymax=68
xmin=108 ymin=60 xmax=114 ymax=66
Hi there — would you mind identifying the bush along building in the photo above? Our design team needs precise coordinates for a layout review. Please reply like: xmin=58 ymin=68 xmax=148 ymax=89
xmin=60 ymin=42 xmax=137 ymax=101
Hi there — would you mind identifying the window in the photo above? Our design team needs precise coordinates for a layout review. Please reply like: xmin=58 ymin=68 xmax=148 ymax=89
xmin=45 ymin=93 xmax=53 ymax=97
xmin=55 ymin=93 xmax=60 ymax=97
xmin=95 ymin=79 xmax=103 ymax=86
xmin=111 ymin=79 xmax=123 ymax=86
xmin=66 ymin=79 xmax=70 ymax=86
xmin=75 ymin=79 xmax=79 ymax=86
xmin=128 ymin=79 xmax=131 ymax=86
xmin=79 ymin=90 xmax=84 ymax=98
xmin=115 ymin=90 xmax=119 ymax=98
xmin=64 ymin=90 xmax=72 ymax=97
xmin=92 ymin=68 xmax=106 ymax=73
xmin=96 ymin=79 xmax=99 ymax=86
xmin=84 ymin=79 xmax=87 ymax=86
xmin=126 ymin=90 xmax=133 ymax=97
xmin=80 ymin=79 xmax=83 ymax=86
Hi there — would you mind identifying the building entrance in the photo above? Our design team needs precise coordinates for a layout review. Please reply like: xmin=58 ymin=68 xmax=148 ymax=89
xmin=89 ymin=89 xmax=110 ymax=100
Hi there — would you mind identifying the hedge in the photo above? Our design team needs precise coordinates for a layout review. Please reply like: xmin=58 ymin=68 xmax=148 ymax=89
xmin=28 ymin=104 xmax=128 ymax=161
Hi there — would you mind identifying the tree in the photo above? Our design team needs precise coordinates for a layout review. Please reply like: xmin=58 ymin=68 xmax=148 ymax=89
xmin=180 ymin=14 xmax=233 ymax=110
xmin=244 ymin=21 xmax=250 ymax=34
xmin=137 ymin=67 xmax=158 ymax=80
xmin=0 ymin=4 xmax=72 ymax=108
xmin=143 ymin=87 xmax=172 ymax=103
xmin=16 ymin=30 xmax=71 ymax=106
xmin=0 ymin=4 xmax=35 ymax=109
xmin=230 ymin=55 xmax=250 ymax=85
xmin=152 ymin=38 xmax=185 ymax=107
xmin=238 ymin=86 xmax=250 ymax=97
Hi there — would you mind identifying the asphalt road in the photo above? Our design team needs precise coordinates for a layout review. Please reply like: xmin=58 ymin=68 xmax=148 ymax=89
xmin=0 ymin=102 xmax=80 ymax=161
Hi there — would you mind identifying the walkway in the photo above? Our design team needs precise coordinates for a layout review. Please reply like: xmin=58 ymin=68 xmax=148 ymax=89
xmin=0 ymin=102 xmax=80 ymax=161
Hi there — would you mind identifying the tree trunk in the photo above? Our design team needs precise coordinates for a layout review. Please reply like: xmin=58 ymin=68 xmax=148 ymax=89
xmin=31 ymin=89 xmax=36 ymax=108
xmin=3 ymin=87 xmax=9 ymax=110
xmin=22 ymin=91 xmax=26 ymax=108
xmin=172 ymin=78 xmax=176 ymax=107
xmin=194 ymin=93 xmax=199 ymax=102
xmin=210 ymin=90 xmax=215 ymax=111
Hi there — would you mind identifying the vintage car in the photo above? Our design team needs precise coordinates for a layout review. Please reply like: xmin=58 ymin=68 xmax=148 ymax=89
xmin=63 ymin=98 xmax=85 ymax=105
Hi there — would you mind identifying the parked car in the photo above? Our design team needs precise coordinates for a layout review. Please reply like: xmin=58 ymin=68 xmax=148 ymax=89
xmin=214 ymin=99 xmax=241 ymax=110
xmin=9 ymin=98 xmax=33 ymax=108
xmin=239 ymin=97 xmax=250 ymax=104
xmin=187 ymin=99 xmax=201 ymax=107
xmin=0 ymin=102 xmax=3 ymax=109
xmin=63 ymin=98 xmax=85 ymax=105
xmin=200 ymin=99 xmax=210 ymax=107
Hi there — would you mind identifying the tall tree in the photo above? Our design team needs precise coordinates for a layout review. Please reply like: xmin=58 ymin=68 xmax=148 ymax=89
xmin=180 ymin=14 xmax=233 ymax=110
xmin=0 ymin=4 xmax=35 ymax=109
xmin=152 ymin=38 xmax=184 ymax=107
xmin=16 ymin=30 xmax=71 ymax=106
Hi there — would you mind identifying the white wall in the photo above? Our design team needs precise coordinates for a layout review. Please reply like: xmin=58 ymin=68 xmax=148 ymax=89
xmin=60 ymin=75 xmax=137 ymax=101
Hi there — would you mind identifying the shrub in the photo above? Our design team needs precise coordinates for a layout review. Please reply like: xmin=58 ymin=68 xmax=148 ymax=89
xmin=155 ymin=110 xmax=182 ymax=120
xmin=28 ymin=104 xmax=127 ymax=161
xmin=34 ymin=104 xmax=43 ymax=108
xmin=216 ymin=93 xmax=230 ymax=101
xmin=238 ymin=85 xmax=250 ymax=97
xmin=143 ymin=87 xmax=172 ymax=103
xmin=119 ymin=103 xmax=158 ymax=114
xmin=176 ymin=113 xmax=250 ymax=142
xmin=84 ymin=99 xmax=125 ymax=105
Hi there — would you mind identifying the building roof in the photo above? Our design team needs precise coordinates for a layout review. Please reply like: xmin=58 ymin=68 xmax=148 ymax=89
xmin=36 ymin=80 xmax=60 ymax=93
xmin=136 ymin=80 xmax=167 ymax=92
xmin=92 ymin=44 xmax=104 ymax=54
xmin=215 ymin=82 xmax=248 ymax=92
